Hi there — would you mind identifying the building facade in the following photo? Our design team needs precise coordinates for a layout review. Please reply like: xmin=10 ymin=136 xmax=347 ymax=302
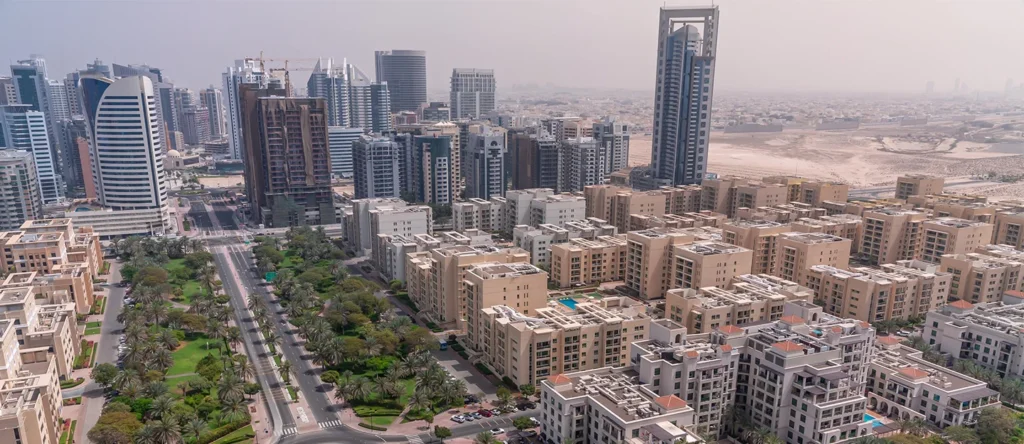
xmin=0 ymin=105 xmax=62 ymax=204
xmin=450 ymin=68 xmax=496 ymax=119
xmin=375 ymin=50 xmax=427 ymax=113
xmin=352 ymin=135 xmax=402 ymax=199
xmin=0 ymin=151 xmax=42 ymax=230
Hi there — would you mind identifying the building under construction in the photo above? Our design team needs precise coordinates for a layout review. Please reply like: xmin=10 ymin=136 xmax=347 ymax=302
xmin=240 ymin=81 xmax=335 ymax=227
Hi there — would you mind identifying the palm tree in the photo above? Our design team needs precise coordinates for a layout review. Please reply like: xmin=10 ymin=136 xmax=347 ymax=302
xmin=218 ymin=373 xmax=245 ymax=404
xmin=474 ymin=431 xmax=499 ymax=444
xmin=149 ymin=417 xmax=183 ymax=444
xmin=221 ymin=397 xmax=248 ymax=422
xmin=279 ymin=361 xmax=293 ymax=384
xmin=205 ymin=318 xmax=225 ymax=351
xmin=157 ymin=329 xmax=180 ymax=350
xmin=225 ymin=326 xmax=243 ymax=352
xmin=135 ymin=423 xmax=159 ymax=444
xmin=265 ymin=331 xmax=282 ymax=351
xmin=248 ymin=292 xmax=262 ymax=311
xmin=409 ymin=390 xmax=432 ymax=412
xmin=145 ymin=302 xmax=169 ymax=325
xmin=177 ymin=380 xmax=191 ymax=397
xmin=184 ymin=417 xmax=206 ymax=443
xmin=235 ymin=357 xmax=256 ymax=381
xmin=149 ymin=395 xmax=176 ymax=420
xmin=144 ymin=381 xmax=170 ymax=399
xmin=348 ymin=376 xmax=373 ymax=402
xmin=150 ymin=348 xmax=174 ymax=373
xmin=113 ymin=369 xmax=141 ymax=392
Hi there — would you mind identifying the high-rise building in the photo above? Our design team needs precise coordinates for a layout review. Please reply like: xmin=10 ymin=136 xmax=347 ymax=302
xmin=375 ymin=50 xmax=427 ymax=113
xmin=560 ymin=137 xmax=605 ymax=193
xmin=45 ymin=80 xmax=70 ymax=122
xmin=181 ymin=106 xmax=211 ymax=145
xmin=465 ymin=130 xmax=506 ymax=199
xmin=199 ymin=87 xmax=226 ymax=139
xmin=223 ymin=58 xmax=265 ymax=160
xmin=111 ymin=63 xmax=162 ymax=82
xmin=347 ymin=63 xmax=391 ymax=133
xmin=450 ymin=68 xmax=496 ymax=119
xmin=352 ymin=135 xmax=402 ymax=199
xmin=328 ymin=126 xmax=362 ymax=179
xmin=79 ymin=74 xmax=169 ymax=208
xmin=413 ymin=135 xmax=455 ymax=204
xmin=0 ymin=105 xmax=63 ymax=203
xmin=10 ymin=56 xmax=48 ymax=112
xmin=307 ymin=58 xmax=350 ymax=128
xmin=510 ymin=132 xmax=560 ymax=191
xmin=240 ymin=90 xmax=334 ymax=227
xmin=421 ymin=101 xmax=450 ymax=122
xmin=0 ymin=151 xmax=43 ymax=230
xmin=645 ymin=7 xmax=719 ymax=187
xmin=592 ymin=118 xmax=629 ymax=175
xmin=0 ymin=77 xmax=17 ymax=105
xmin=57 ymin=117 xmax=89 ymax=196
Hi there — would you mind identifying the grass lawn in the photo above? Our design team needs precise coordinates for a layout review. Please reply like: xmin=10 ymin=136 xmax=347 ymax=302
xmin=210 ymin=424 xmax=254 ymax=444
xmin=364 ymin=415 xmax=395 ymax=427
xmin=287 ymin=386 xmax=298 ymax=401
xmin=163 ymin=374 xmax=203 ymax=395
xmin=167 ymin=335 xmax=221 ymax=376
xmin=85 ymin=328 xmax=101 ymax=335
xmin=167 ymin=259 xmax=205 ymax=304
xmin=85 ymin=321 xmax=102 ymax=335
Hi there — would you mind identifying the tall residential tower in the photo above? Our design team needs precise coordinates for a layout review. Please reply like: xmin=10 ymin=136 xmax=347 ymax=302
xmin=375 ymin=50 xmax=427 ymax=113
xmin=450 ymin=68 xmax=496 ymax=119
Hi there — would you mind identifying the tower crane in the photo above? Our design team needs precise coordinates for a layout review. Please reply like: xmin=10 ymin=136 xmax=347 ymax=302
xmin=247 ymin=51 xmax=322 ymax=96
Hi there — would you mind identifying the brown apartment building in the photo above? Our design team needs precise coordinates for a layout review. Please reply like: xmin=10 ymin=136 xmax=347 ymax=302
xmin=464 ymin=262 xmax=548 ymax=351
xmin=0 ymin=219 xmax=101 ymax=314
xmin=907 ymin=194 xmax=995 ymax=223
xmin=774 ymin=232 xmax=852 ymax=285
xmin=859 ymin=209 xmax=928 ymax=265
xmin=920 ymin=218 xmax=993 ymax=263
xmin=940 ymin=246 xmax=1024 ymax=303
xmin=669 ymin=241 xmax=754 ymax=291
xmin=790 ymin=214 xmax=864 ymax=253
xmin=241 ymin=85 xmax=335 ymax=227
xmin=664 ymin=274 xmax=814 ymax=333
xmin=994 ymin=210 xmax=1024 ymax=249
xmin=584 ymin=185 xmax=666 ymax=233
xmin=804 ymin=260 xmax=951 ymax=322
xmin=550 ymin=236 xmax=628 ymax=289
xmin=721 ymin=220 xmax=790 ymax=274
xmin=623 ymin=228 xmax=721 ymax=299
xmin=700 ymin=177 xmax=788 ymax=218
xmin=896 ymin=175 xmax=945 ymax=200
xmin=735 ymin=202 xmax=827 ymax=223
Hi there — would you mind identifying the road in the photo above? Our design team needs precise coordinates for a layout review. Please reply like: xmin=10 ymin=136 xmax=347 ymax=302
xmin=78 ymin=263 xmax=128 ymax=443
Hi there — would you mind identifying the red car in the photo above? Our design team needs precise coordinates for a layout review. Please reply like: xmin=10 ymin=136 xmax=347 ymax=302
xmin=477 ymin=409 xmax=493 ymax=418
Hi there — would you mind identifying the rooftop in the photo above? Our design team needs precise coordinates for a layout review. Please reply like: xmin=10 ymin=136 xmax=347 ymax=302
xmin=780 ymin=232 xmax=848 ymax=244
xmin=543 ymin=367 xmax=695 ymax=423
xmin=676 ymin=241 xmax=747 ymax=256
xmin=873 ymin=344 xmax=994 ymax=395
xmin=925 ymin=217 xmax=989 ymax=229
xmin=467 ymin=262 xmax=543 ymax=279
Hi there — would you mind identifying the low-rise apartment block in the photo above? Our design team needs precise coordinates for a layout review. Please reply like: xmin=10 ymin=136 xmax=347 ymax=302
xmin=0 ymin=318 xmax=65 ymax=444
xmin=504 ymin=189 xmax=586 ymax=234
xmin=539 ymin=367 xmax=703 ymax=444
xmin=478 ymin=297 xmax=649 ymax=386
xmin=664 ymin=274 xmax=814 ymax=333
xmin=550 ymin=236 xmax=628 ymax=289
xmin=896 ymin=175 xmax=944 ymax=200
xmin=669 ymin=241 xmax=754 ymax=292
xmin=628 ymin=212 xmax=726 ymax=231
xmin=368 ymin=205 xmax=433 ymax=263
xmin=907 ymin=194 xmax=995 ymax=223
xmin=791 ymin=214 xmax=864 ymax=254
xmin=512 ymin=218 xmax=616 ymax=266
xmin=868 ymin=340 xmax=998 ymax=428
xmin=623 ymin=228 xmax=721 ymax=300
xmin=805 ymin=260 xmax=951 ymax=322
xmin=465 ymin=262 xmax=548 ymax=351
xmin=735 ymin=202 xmax=827 ymax=223
xmin=406 ymin=245 xmax=531 ymax=328
xmin=452 ymin=198 xmax=505 ymax=233
xmin=701 ymin=177 xmax=788 ymax=218
xmin=376 ymin=230 xmax=492 ymax=282
xmin=993 ymin=210 xmax=1024 ymax=249
xmin=722 ymin=220 xmax=790 ymax=274
xmin=630 ymin=302 xmax=875 ymax=443
xmin=859 ymin=209 xmax=928 ymax=265
xmin=585 ymin=185 xmax=666 ymax=233
xmin=775 ymin=232 xmax=851 ymax=285
xmin=924 ymin=296 xmax=1024 ymax=378
xmin=920 ymin=218 xmax=993 ymax=263
xmin=939 ymin=250 xmax=1023 ymax=303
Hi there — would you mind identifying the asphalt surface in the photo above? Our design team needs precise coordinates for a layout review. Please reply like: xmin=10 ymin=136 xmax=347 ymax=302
xmin=78 ymin=263 xmax=128 ymax=443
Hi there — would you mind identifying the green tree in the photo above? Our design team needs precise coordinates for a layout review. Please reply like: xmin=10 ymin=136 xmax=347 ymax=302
xmin=513 ymin=416 xmax=535 ymax=430
xmin=244 ymin=382 xmax=262 ymax=400
xmin=519 ymin=384 xmax=536 ymax=398
xmin=92 ymin=363 xmax=119 ymax=388
xmin=977 ymin=406 xmax=1016 ymax=444
xmin=496 ymin=386 xmax=513 ymax=407
xmin=321 ymin=370 xmax=341 ymax=385
xmin=88 ymin=412 xmax=142 ymax=444
xmin=279 ymin=360 xmax=293 ymax=384
xmin=434 ymin=425 xmax=452 ymax=441
xmin=943 ymin=425 xmax=980 ymax=444
xmin=474 ymin=431 xmax=499 ymax=444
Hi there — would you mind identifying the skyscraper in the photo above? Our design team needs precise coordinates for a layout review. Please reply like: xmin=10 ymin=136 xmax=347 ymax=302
xmin=465 ymin=130 xmax=506 ymax=199
xmin=593 ymin=118 xmax=630 ymax=175
xmin=240 ymin=90 xmax=334 ymax=227
xmin=450 ymin=69 xmax=496 ymax=119
xmin=79 ymin=75 xmax=169 ymax=216
xmin=328 ymin=126 xmax=362 ymax=179
xmin=57 ymin=117 xmax=89 ymax=196
xmin=421 ymin=102 xmax=451 ymax=122
xmin=510 ymin=132 xmax=560 ymax=191
xmin=0 ymin=77 xmax=18 ymax=105
xmin=181 ymin=106 xmax=211 ymax=145
xmin=46 ymin=80 xmax=70 ymax=122
xmin=10 ymin=56 xmax=48 ymax=111
xmin=111 ymin=63 xmax=162 ymax=83
xmin=347 ymin=63 xmax=391 ymax=133
xmin=353 ymin=135 xmax=402 ymax=199
xmin=0 ymin=150 xmax=43 ymax=230
xmin=645 ymin=6 xmax=719 ymax=188
xmin=560 ymin=137 xmax=606 ymax=193
xmin=307 ymin=58 xmax=350 ymax=128
xmin=375 ymin=50 xmax=427 ymax=113
xmin=223 ymin=58 xmax=265 ymax=160
xmin=0 ymin=104 xmax=63 ymax=203
xmin=199 ymin=87 xmax=226 ymax=139
xmin=413 ymin=135 xmax=454 ymax=204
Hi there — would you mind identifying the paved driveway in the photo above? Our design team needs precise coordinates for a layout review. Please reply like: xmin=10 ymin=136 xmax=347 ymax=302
xmin=429 ymin=348 xmax=498 ymax=401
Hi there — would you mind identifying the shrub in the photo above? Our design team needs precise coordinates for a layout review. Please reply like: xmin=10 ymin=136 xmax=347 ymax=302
xmin=197 ymin=414 xmax=251 ymax=444
xmin=358 ymin=423 xmax=387 ymax=431
xmin=475 ymin=363 xmax=493 ymax=375
xmin=353 ymin=406 xmax=403 ymax=417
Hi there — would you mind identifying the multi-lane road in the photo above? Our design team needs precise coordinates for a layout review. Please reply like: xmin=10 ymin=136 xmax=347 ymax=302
xmin=189 ymin=195 xmax=539 ymax=444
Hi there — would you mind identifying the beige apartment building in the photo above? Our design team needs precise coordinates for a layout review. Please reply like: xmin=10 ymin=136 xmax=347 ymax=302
xmin=623 ymin=228 xmax=719 ymax=300
xmin=920 ymin=218 xmax=993 ymax=263
xmin=406 ymin=245 xmax=531 ymax=329
xmin=700 ymin=177 xmax=787 ymax=218
xmin=859 ymin=209 xmax=928 ymax=265
xmin=940 ymin=249 xmax=1024 ymax=303
xmin=907 ymin=194 xmax=995 ymax=223
xmin=628 ymin=213 xmax=723 ymax=231
xmin=721 ymin=220 xmax=790 ymax=274
xmin=805 ymin=260 xmax=951 ymax=322
xmin=661 ymin=184 xmax=704 ymax=214
xmin=0 ymin=283 xmax=80 ymax=379
xmin=584 ymin=185 xmax=666 ymax=233
xmin=0 ymin=219 xmax=101 ymax=314
xmin=464 ymin=262 xmax=548 ymax=351
xmin=477 ymin=297 xmax=649 ymax=386
xmin=549 ymin=236 xmax=627 ymax=289
xmin=670 ymin=241 xmax=754 ymax=291
xmin=993 ymin=210 xmax=1024 ymax=249
xmin=896 ymin=175 xmax=945 ymax=200
xmin=0 ymin=318 xmax=65 ymax=444
xmin=735 ymin=202 xmax=827 ymax=223
xmin=774 ymin=232 xmax=852 ymax=284
xmin=799 ymin=181 xmax=850 ymax=206
xmin=791 ymin=214 xmax=864 ymax=253
xmin=664 ymin=274 xmax=815 ymax=333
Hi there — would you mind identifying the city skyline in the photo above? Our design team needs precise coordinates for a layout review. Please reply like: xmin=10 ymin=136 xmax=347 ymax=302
xmin=2 ymin=0 xmax=1022 ymax=94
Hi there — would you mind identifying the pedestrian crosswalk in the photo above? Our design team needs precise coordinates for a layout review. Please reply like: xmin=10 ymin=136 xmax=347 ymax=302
xmin=319 ymin=420 xmax=343 ymax=429
xmin=406 ymin=435 xmax=424 ymax=444
xmin=277 ymin=427 xmax=297 ymax=436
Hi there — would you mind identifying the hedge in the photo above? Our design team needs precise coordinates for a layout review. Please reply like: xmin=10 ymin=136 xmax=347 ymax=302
xmin=198 ymin=415 xmax=252 ymax=444
xmin=475 ymin=363 xmax=493 ymax=375
xmin=358 ymin=422 xmax=388 ymax=431
xmin=61 ymin=377 xmax=85 ymax=389
xmin=353 ymin=406 xmax=403 ymax=417
xmin=457 ymin=350 xmax=469 ymax=360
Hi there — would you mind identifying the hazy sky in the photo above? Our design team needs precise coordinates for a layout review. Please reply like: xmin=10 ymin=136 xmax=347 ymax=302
xmin=2 ymin=0 xmax=1022 ymax=94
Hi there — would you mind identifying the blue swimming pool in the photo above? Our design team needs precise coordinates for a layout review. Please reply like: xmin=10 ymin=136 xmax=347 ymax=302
xmin=864 ymin=413 xmax=884 ymax=428
xmin=558 ymin=298 xmax=578 ymax=310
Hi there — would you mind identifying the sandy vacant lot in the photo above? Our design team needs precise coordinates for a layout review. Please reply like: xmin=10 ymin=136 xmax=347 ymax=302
xmin=630 ymin=122 xmax=1024 ymax=200
xmin=198 ymin=175 xmax=244 ymax=189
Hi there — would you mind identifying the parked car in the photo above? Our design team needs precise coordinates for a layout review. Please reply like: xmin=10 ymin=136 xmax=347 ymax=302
xmin=490 ymin=428 xmax=505 ymax=436
xmin=490 ymin=409 xmax=502 ymax=416
xmin=451 ymin=415 xmax=465 ymax=423
xmin=529 ymin=417 xmax=540 ymax=426
xmin=463 ymin=414 xmax=475 ymax=422
xmin=478 ymin=409 xmax=493 ymax=417
xmin=471 ymin=412 xmax=483 ymax=419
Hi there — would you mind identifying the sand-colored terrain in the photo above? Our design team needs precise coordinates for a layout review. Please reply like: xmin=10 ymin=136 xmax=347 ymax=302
xmin=629 ymin=123 xmax=1024 ymax=199
xmin=198 ymin=175 xmax=245 ymax=188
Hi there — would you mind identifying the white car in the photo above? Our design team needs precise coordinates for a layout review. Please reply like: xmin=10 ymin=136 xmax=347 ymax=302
xmin=451 ymin=415 xmax=465 ymax=423
xmin=489 ymin=428 xmax=505 ymax=436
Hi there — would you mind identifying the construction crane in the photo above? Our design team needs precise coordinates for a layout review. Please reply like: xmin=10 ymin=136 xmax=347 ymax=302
xmin=248 ymin=51 xmax=322 ymax=96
